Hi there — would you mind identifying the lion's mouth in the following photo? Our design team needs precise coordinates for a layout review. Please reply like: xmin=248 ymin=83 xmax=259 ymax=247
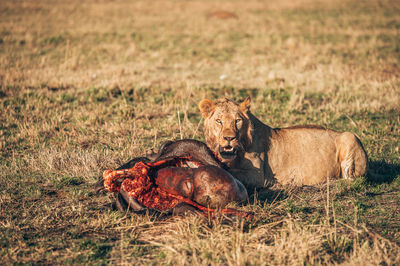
xmin=219 ymin=146 xmax=238 ymax=160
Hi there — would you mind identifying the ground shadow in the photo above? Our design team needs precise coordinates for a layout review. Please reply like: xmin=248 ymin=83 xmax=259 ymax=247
xmin=367 ymin=159 xmax=400 ymax=184
xmin=249 ymin=187 xmax=289 ymax=205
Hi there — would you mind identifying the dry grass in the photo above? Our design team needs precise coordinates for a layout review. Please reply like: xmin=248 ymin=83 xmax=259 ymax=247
xmin=1 ymin=0 xmax=399 ymax=264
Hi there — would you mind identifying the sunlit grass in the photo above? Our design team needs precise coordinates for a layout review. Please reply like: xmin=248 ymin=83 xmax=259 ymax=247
xmin=0 ymin=0 xmax=399 ymax=264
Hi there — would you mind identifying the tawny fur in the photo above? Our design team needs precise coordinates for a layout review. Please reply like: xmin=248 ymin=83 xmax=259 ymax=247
xmin=199 ymin=97 xmax=368 ymax=189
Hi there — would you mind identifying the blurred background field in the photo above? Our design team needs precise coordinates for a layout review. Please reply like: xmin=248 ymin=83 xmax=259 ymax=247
xmin=0 ymin=0 xmax=399 ymax=264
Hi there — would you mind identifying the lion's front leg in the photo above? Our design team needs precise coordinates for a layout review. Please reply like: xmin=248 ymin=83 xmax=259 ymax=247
xmin=228 ymin=151 xmax=266 ymax=191
xmin=228 ymin=168 xmax=265 ymax=192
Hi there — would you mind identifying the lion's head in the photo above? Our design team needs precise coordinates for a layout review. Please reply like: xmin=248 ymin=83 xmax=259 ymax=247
xmin=199 ymin=97 xmax=253 ymax=165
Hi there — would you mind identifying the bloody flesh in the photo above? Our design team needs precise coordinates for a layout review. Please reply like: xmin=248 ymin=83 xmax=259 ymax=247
xmin=103 ymin=157 xmax=253 ymax=219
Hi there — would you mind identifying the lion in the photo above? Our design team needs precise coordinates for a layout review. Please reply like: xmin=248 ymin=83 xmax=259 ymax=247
xmin=199 ymin=97 xmax=368 ymax=189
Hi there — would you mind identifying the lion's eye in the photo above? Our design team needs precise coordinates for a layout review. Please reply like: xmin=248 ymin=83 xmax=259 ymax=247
xmin=216 ymin=119 xmax=222 ymax=125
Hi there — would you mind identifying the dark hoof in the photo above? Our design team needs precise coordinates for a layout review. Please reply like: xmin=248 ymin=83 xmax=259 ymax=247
xmin=115 ymin=189 xmax=145 ymax=213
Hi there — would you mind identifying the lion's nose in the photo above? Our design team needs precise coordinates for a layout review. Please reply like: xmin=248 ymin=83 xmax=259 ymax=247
xmin=224 ymin=136 xmax=236 ymax=142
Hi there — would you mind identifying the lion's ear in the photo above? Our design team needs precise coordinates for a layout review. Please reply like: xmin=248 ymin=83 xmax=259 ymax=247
xmin=239 ymin=96 xmax=251 ymax=113
xmin=199 ymin=99 xmax=215 ymax=118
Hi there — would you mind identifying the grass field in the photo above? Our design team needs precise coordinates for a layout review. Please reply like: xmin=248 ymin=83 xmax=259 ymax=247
xmin=1 ymin=0 xmax=400 ymax=264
